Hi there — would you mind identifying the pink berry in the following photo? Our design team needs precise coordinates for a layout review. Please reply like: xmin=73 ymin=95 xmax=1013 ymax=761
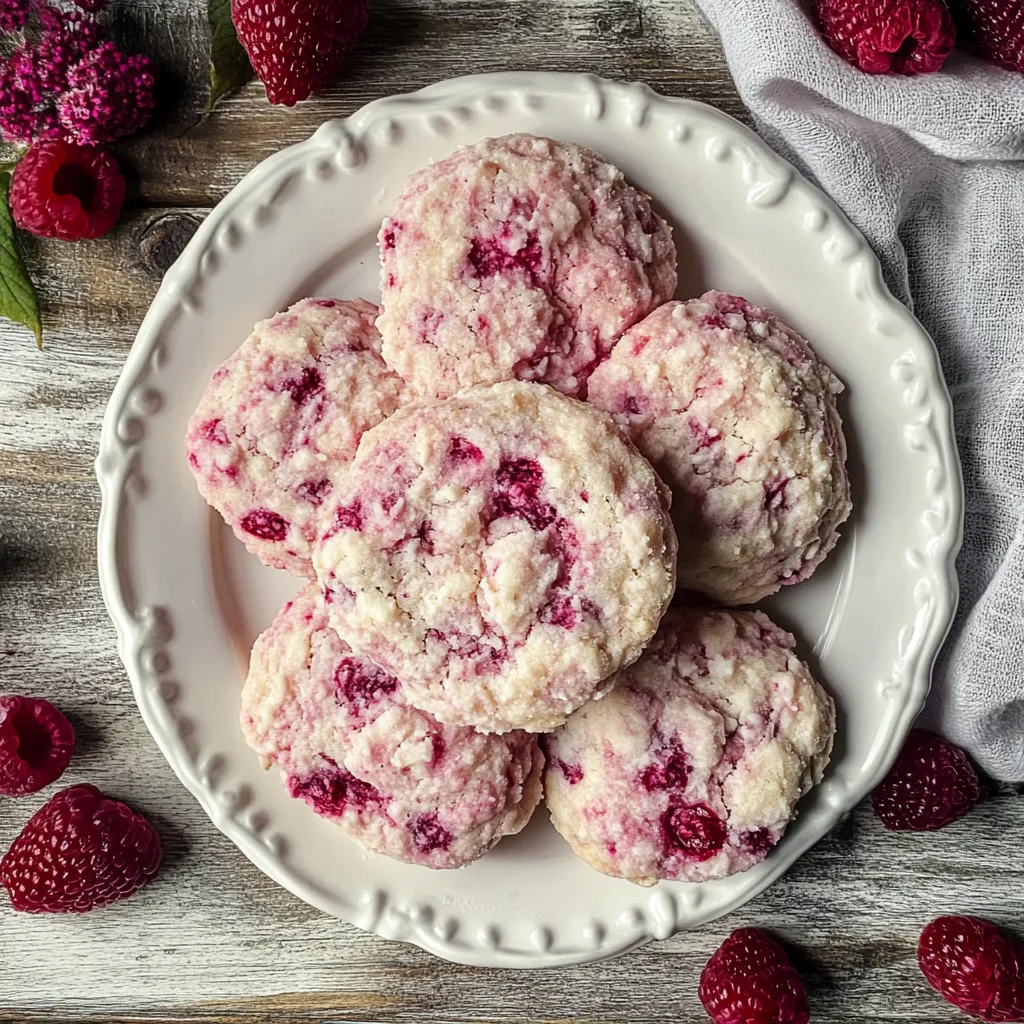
xmin=409 ymin=813 xmax=453 ymax=853
xmin=919 ymin=916 xmax=1024 ymax=1021
xmin=814 ymin=0 xmax=956 ymax=75
xmin=447 ymin=435 xmax=484 ymax=465
xmin=700 ymin=928 xmax=810 ymax=1024
xmin=947 ymin=0 xmax=1024 ymax=72
xmin=288 ymin=763 xmax=383 ymax=816
xmin=240 ymin=508 xmax=289 ymax=541
xmin=468 ymin=233 xmax=543 ymax=280
xmin=10 ymin=140 xmax=126 ymax=240
xmin=231 ymin=0 xmax=369 ymax=106
xmin=871 ymin=729 xmax=983 ymax=831
xmin=1 ymin=784 xmax=162 ymax=913
xmin=0 ymin=695 xmax=74 ymax=797
xmin=334 ymin=659 xmax=399 ymax=711
xmin=661 ymin=802 xmax=727 ymax=860
xmin=282 ymin=366 xmax=323 ymax=404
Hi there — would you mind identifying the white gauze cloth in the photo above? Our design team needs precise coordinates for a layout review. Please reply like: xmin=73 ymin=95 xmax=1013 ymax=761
xmin=693 ymin=0 xmax=1024 ymax=781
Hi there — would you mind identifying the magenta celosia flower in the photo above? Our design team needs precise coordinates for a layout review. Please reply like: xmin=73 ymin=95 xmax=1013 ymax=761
xmin=0 ymin=0 xmax=32 ymax=34
xmin=56 ymin=42 xmax=155 ymax=145
xmin=0 ymin=3 xmax=154 ymax=146
xmin=35 ymin=6 xmax=107 ymax=93
xmin=0 ymin=45 xmax=59 ymax=144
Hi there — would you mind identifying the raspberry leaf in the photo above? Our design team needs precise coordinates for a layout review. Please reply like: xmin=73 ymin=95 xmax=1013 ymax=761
xmin=0 ymin=171 xmax=42 ymax=349
xmin=206 ymin=0 xmax=253 ymax=114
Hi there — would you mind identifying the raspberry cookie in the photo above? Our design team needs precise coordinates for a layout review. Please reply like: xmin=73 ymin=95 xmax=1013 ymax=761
xmin=378 ymin=134 xmax=677 ymax=399
xmin=186 ymin=298 xmax=406 ymax=577
xmin=241 ymin=584 xmax=543 ymax=869
xmin=544 ymin=608 xmax=835 ymax=885
xmin=588 ymin=292 xmax=852 ymax=605
xmin=313 ymin=381 xmax=677 ymax=734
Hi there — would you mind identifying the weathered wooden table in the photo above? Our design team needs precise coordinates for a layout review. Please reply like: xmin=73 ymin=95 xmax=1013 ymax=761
xmin=1 ymin=1 xmax=1021 ymax=1021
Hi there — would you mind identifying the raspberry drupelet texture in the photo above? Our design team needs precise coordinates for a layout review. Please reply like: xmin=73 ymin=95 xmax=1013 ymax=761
xmin=700 ymin=928 xmax=810 ymax=1024
xmin=918 ymin=916 xmax=1024 ymax=1021
xmin=0 ymin=695 xmax=75 ymax=797
xmin=814 ymin=0 xmax=956 ymax=74
xmin=10 ymin=140 xmax=125 ymax=240
xmin=0 ymin=783 xmax=162 ymax=913
xmin=948 ymin=0 xmax=1024 ymax=72
xmin=57 ymin=42 xmax=156 ymax=146
xmin=871 ymin=728 xmax=983 ymax=831
xmin=231 ymin=0 xmax=369 ymax=106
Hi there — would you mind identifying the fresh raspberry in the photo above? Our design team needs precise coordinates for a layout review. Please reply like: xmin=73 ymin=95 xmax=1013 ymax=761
xmin=57 ymin=41 xmax=156 ymax=146
xmin=700 ymin=928 xmax=810 ymax=1024
xmin=0 ymin=695 xmax=74 ymax=797
xmin=231 ymin=0 xmax=369 ymax=106
xmin=948 ymin=0 xmax=1024 ymax=71
xmin=919 ymin=916 xmax=1024 ymax=1021
xmin=871 ymin=728 xmax=983 ymax=831
xmin=0 ymin=783 xmax=162 ymax=913
xmin=10 ymin=140 xmax=126 ymax=240
xmin=814 ymin=0 xmax=956 ymax=74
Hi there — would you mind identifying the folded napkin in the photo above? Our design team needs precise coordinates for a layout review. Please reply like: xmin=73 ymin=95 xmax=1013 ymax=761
xmin=692 ymin=0 xmax=1024 ymax=781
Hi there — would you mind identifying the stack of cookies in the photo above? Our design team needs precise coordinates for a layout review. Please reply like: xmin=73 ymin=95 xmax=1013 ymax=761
xmin=186 ymin=134 xmax=849 ymax=886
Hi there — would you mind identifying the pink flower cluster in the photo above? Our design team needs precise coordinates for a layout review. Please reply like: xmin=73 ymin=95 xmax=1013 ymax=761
xmin=0 ymin=0 xmax=155 ymax=145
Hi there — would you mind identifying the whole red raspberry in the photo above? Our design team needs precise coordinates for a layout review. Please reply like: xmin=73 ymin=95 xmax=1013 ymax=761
xmin=871 ymin=728 xmax=983 ymax=831
xmin=231 ymin=0 xmax=369 ymax=106
xmin=0 ymin=695 xmax=74 ymax=797
xmin=919 ymin=916 xmax=1024 ymax=1021
xmin=814 ymin=0 xmax=956 ymax=74
xmin=0 ymin=783 xmax=162 ymax=913
xmin=947 ymin=0 xmax=1024 ymax=71
xmin=699 ymin=928 xmax=810 ymax=1024
xmin=10 ymin=140 xmax=126 ymax=241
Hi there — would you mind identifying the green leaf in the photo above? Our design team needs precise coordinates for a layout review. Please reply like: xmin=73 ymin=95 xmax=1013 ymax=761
xmin=206 ymin=0 xmax=254 ymax=115
xmin=0 ymin=172 xmax=42 ymax=349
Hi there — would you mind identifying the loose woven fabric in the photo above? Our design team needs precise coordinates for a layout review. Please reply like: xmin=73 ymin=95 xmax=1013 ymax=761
xmin=693 ymin=0 xmax=1024 ymax=781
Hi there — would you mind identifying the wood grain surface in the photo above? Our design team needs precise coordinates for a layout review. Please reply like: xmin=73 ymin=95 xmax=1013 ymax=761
xmin=1 ymin=1 xmax=1021 ymax=1022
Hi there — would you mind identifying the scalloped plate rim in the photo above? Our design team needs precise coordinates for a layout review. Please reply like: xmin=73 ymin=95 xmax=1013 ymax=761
xmin=96 ymin=71 xmax=963 ymax=968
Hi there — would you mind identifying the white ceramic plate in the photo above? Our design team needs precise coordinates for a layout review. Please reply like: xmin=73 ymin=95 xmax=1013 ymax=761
xmin=97 ymin=72 xmax=962 ymax=968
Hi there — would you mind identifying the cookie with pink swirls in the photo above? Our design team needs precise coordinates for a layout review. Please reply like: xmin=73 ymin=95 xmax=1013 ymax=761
xmin=312 ymin=381 xmax=678 ymax=734
xmin=587 ymin=292 xmax=852 ymax=604
xmin=186 ymin=298 xmax=406 ymax=577
xmin=241 ymin=584 xmax=543 ymax=869
xmin=544 ymin=607 xmax=835 ymax=886
xmin=377 ymin=134 xmax=677 ymax=400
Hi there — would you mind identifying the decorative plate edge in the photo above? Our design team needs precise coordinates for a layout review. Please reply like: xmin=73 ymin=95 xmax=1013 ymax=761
xmin=95 ymin=72 xmax=964 ymax=968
